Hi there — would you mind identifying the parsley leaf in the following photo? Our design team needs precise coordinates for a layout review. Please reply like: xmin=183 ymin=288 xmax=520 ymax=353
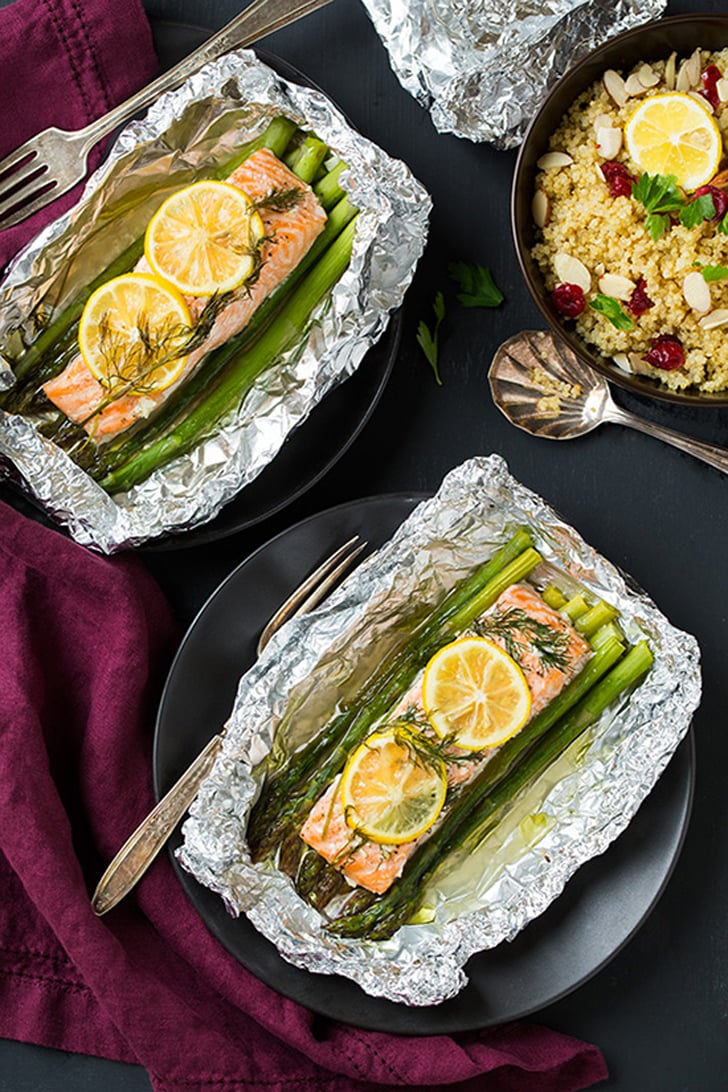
xmin=589 ymin=293 xmax=635 ymax=331
xmin=702 ymin=264 xmax=728 ymax=282
xmin=448 ymin=261 xmax=504 ymax=308
xmin=679 ymin=193 xmax=716 ymax=229
xmin=416 ymin=291 xmax=446 ymax=385
xmin=632 ymin=172 xmax=686 ymax=239
xmin=718 ymin=211 xmax=728 ymax=236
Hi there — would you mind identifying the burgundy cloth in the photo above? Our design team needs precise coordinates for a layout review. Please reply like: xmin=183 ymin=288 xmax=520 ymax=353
xmin=0 ymin=501 xmax=609 ymax=1091
xmin=0 ymin=0 xmax=158 ymax=273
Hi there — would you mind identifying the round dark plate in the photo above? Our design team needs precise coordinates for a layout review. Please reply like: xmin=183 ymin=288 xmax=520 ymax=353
xmin=154 ymin=495 xmax=695 ymax=1034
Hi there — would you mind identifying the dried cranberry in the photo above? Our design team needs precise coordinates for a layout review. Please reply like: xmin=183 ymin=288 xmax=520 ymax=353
xmin=627 ymin=277 xmax=654 ymax=316
xmin=692 ymin=184 xmax=728 ymax=222
xmin=600 ymin=161 xmax=635 ymax=198
xmin=698 ymin=64 xmax=722 ymax=109
xmin=551 ymin=283 xmax=586 ymax=318
xmin=644 ymin=334 xmax=685 ymax=371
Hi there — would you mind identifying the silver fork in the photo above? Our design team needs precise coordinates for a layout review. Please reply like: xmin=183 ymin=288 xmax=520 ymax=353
xmin=0 ymin=0 xmax=335 ymax=230
xmin=91 ymin=534 xmax=367 ymax=916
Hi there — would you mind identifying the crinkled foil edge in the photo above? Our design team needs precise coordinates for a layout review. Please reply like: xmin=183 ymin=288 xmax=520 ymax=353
xmin=177 ymin=454 xmax=701 ymax=1006
xmin=360 ymin=0 xmax=666 ymax=146
xmin=0 ymin=50 xmax=430 ymax=551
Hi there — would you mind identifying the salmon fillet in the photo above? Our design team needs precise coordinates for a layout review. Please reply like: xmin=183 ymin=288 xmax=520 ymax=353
xmin=43 ymin=149 xmax=327 ymax=442
xmin=299 ymin=583 xmax=592 ymax=895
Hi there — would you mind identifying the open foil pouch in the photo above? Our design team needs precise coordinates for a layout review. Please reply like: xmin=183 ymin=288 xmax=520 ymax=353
xmin=361 ymin=0 xmax=666 ymax=146
xmin=177 ymin=455 xmax=701 ymax=1006
xmin=0 ymin=50 xmax=430 ymax=551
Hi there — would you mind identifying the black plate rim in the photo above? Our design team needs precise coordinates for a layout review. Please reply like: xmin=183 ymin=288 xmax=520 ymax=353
xmin=153 ymin=493 xmax=695 ymax=1034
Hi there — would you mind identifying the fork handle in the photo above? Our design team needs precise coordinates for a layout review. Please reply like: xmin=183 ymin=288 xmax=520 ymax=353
xmin=91 ymin=731 xmax=225 ymax=915
xmin=605 ymin=403 xmax=728 ymax=475
xmin=77 ymin=0 xmax=335 ymax=151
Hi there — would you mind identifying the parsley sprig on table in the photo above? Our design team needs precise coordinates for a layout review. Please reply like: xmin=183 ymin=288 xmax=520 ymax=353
xmin=416 ymin=262 xmax=503 ymax=383
xmin=448 ymin=261 xmax=504 ymax=308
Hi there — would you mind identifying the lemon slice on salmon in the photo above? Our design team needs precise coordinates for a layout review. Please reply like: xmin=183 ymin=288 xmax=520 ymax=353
xmin=624 ymin=92 xmax=722 ymax=192
xmin=145 ymin=180 xmax=265 ymax=296
xmin=422 ymin=636 xmax=531 ymax=751
xmin=340 ymin=727 xmax=448 ymax=845
xmin=78 ymin=272 xmax=192 ymax=393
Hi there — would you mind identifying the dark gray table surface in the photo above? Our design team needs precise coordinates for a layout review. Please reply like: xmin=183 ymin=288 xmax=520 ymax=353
xmin=2 ymin=0 xmax=727 ymax=1088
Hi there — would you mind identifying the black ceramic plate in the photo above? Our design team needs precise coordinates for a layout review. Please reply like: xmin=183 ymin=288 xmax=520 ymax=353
xmin=0 ymin=21 xmax=400 ymax=548
xmin=154 ymin=495 xmax=695 ymax=1034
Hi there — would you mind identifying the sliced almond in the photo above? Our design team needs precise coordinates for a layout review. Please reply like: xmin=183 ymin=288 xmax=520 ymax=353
xmin=637 ymin=63 xmax=660 ymax=88
xmin=717 ymin=78 xmax=728 ymax=103
xmin=595 ymin=126 xmax=622 ymax=159
xmin=553 ymin=253 xmax=591 ymax=293
xmin=629 ymin=352 xmax=655 ymax=376
xmin=664 ymin=52 xmax=677 ymax=90
xmin=689 ymin=90 xmax=714 ymax=114
xmin=683 ymin=270 xmax=712 ymax=313
xmin=536 ymin=151 xmax=573 ymax=169
xmin=685 ymin=47 xmax=703 ymax=89
xmin=598 ymin=273 xmax=635 ymax=300
xmin=532 ymin=189 xmax=551 ymax=229
xmin=625 ymin=73 xmax=648 ymax=97
xmin=612 ymin=352 xmax=632 ymax=372
xmin=676 ymin=59 xmax=692 ymax=93
xmin=699 ymin=307 xmax=728 ymax=329
xmin=604 ymin=69 xmax=628 ymax=108
xmin=709 ymin=168 xmax=728 ymax=189
xmin=593 ymin=112 xmax=614 ymax=132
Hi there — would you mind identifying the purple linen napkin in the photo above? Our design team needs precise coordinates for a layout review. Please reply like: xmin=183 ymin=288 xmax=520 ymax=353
xmin=0 ymin=500 xmax=609 ymax=1091
xmin=0 ymin=0 xmax=158 ymax=273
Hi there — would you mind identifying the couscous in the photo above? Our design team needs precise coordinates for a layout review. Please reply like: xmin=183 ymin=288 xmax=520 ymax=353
xmin=531 ymin=48 xmax=728 ymax=393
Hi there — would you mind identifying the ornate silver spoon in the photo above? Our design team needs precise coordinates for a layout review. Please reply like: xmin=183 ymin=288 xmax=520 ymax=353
xmin=488 ymin=331 xmax=728 ymax=475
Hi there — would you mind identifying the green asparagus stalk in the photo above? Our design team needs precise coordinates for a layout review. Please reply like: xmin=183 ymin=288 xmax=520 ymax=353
xmin=313 ymin=161 xmax=346 ymax=210
xmin=0 ymin=116 xmax=300 ymax=404
xmin=246 ymin=536 xmax=542 ymax=861
xmin=575 ymin=599 xmax=618 ymax=638
xmin=561 ymin=593 xmax=589 ymax=622
xmin=541 ymin=584 xmax=567 ymax=610
xmin=328 ymin=637 xmax=652 ymax=940
xmin=289 ymin=136 xmax=329 ymax=184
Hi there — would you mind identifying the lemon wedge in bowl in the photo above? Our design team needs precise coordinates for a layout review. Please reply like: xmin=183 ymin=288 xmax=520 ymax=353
xmin=422 ymin=636 xmax=531 ymax=751
xmin=78 ymin=272 xmax=192 ymax=394
xmin=145 ymin=179 xmax=265 ymax=296
xmin=624 ymin=92 xmax=722 ymax=192
xmin=339 ymin=727 xmax=448 ymax=845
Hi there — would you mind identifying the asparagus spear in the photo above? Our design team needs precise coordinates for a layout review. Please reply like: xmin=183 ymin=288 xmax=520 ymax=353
xmin=246 ymin=535 xmax=542 ymax=862
xmin=328 ymin=638 xmax=652 ymax=940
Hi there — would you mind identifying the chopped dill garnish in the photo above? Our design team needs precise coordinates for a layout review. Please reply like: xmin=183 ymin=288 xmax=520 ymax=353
xmin=474 ymin=607 xmax=571 ymax=674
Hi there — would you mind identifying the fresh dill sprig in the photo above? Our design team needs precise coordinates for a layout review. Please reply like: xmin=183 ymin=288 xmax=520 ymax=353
xmin=254 ymin=185 xmax=304 ymax=213
xmin=474 ymin=607 xmax=571 ymax=674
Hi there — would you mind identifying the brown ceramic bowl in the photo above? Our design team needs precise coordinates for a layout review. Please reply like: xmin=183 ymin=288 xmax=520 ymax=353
xmin=511 ymin=13 xmax=728 ymax=406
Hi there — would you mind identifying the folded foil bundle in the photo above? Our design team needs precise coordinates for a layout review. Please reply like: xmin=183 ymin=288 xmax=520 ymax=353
xmin=0 ymin=51 xmax=430 ymax=552
xmin=178 ymin=455 xmax=701 ymax=1007
xmin=362 ymin=0 xmax=666 ymax=146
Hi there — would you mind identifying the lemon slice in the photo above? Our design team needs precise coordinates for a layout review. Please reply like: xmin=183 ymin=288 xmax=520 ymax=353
xmin=339 ymin=727 xmax=448 ymax=845
xmin=422 ymin=636 xmax=531 ymax=751
xmin=145 ymin=180 xmax=265 ymax=296
xmin=78 ymin=272 xmax=192 ymax=393
xmin=624 ymin=92 xmax=722 ymax=192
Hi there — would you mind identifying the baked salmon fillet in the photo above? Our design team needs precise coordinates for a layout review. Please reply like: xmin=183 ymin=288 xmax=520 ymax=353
xmin=299 ymin=583 xmax=592 ymax=895
xmin=43 ymin=149 xmax=327 ymax=442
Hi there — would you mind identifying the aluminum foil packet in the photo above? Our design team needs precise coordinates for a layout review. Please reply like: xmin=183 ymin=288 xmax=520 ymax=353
xmin=178 ymin=454 xmax=701 ymax=1007
xmin=0 ymin=51 xmax=430 ymax=552
xmin=361 ymin=0 xmax=666 ymax=146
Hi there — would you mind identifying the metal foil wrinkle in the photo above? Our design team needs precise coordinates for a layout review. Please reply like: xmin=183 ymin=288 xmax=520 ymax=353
xmin=361 ymin=0 xmax=666 ymax=146
xmin=177 ymin=455 xmax=701 ymax=1007
xmin=0 ymin=51 xmax=430 ymax=552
